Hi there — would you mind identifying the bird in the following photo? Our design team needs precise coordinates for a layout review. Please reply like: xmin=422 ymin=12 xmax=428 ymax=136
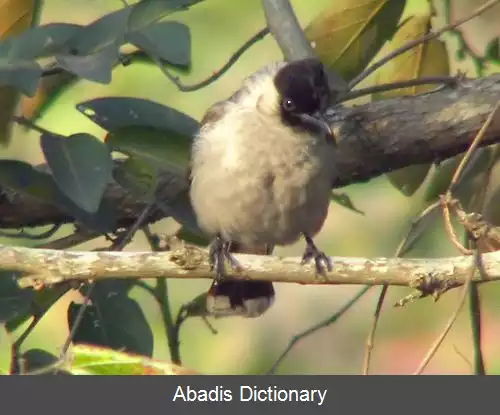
xmin=188 ymin=58 xmax=337 ymax=318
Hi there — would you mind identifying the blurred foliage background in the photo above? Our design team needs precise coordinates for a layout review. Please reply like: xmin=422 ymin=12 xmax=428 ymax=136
xmin=2 ymin=0 xmax=500 ymax=374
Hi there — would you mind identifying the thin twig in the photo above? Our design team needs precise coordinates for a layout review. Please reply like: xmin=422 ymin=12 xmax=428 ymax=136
xmin=142 ymin=225 xmax=181 ymax=365
xmin=441 ymin=197 xmax=472 ymax=255
xmin=268 ymin=286 xmax=370 ymax=374
xmin=362 ymin=201 xmax=444 ymax=374
xmin=340 ymin=76 xmax=459 ymax=103
xmin=0 ymin=224 xmax=62 ymax=240
xmin=158 ymin=28 xmax=269 ymax=92
xmin=467 ymin=238 xmax=485 ymax=374
xmin=362 ymin=285 xmax=387 ymax=375
xmin=440 ymin=101 xmax=500 ymax=255
xmin=413 ymin=252 xmax=477 ymax=375
xmin=347 ymin=0 xmax=500 ymax=90
xmin=11 ymin=116 xmax=58 ymax=137
xmin=448 ymin=102 xmax=500 ymax=191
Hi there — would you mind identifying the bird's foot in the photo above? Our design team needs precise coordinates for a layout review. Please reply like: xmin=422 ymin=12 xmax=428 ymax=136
xmin=209 ymin=235 xmax=243 ymax=280
xmin=300 ymin=234 xmax=333 ymax=277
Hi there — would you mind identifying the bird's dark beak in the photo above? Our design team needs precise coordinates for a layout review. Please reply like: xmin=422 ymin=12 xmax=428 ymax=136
xmin=298 ymin=113 xmax=336 ymax=145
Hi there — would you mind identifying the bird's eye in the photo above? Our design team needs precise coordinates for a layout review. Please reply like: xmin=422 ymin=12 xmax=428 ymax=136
xmin=282 ymin=98 xmax=296 ymax=112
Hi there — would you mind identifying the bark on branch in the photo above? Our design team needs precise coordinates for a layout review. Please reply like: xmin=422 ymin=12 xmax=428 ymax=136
xmin=2 ymin=74 xmax=500 ymax=229
xmin=4 ymin=241 xmax=498 ymax=294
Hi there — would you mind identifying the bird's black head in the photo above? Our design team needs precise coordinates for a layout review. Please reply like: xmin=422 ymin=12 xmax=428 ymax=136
xmin=273 ymin=58 xmax=334 ymax=141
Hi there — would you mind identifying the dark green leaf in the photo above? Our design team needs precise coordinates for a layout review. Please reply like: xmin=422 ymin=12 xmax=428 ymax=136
xmin=55 ymin=45 xmax=119 ymax=84
xmin=106 ymin=126 xmax=191 ymax=174
xmin=0 ymin=160 xmax=117 ymax=233
xmin=17 ymin=289 xmax=84 ymax=373
xmin=156 ymin=187 xmax=202 ymax=234
xmin=64 ymin=7 xmax=131 ymax=55
xmin=76 ymin=97 xmax=199 ymax=135
xmin=68 ymin=281 xmax=156 ymax=357
xmin=40 ymin=132 xmax=113 ymax=214
xmin=125 ymin=21 xmax=190 ymax=66
xmin=0 ymin=160 xmax=64 ymax=205
xmin=113 ymin=156 xmax=159 ymax=202
xmin=175 ymin=224 xmax=209 ymax=246
xmin=0 ymin=59 xmax=41 ymax=96
xmin=21 ymin=349 xmax=67 ymax=374
xmin=330 ymin=191 xmax=364 ymax=215
xmin=1 ymin=23 xmax=82 ymax=60
xmin=0 ymin=86 xmax=18 ymax=144
xmin=6 ymin=284 xmax=70 ymax=333
xmin=0 ymin=271 xmax=34 ymax=324
xmin=387 ymin=164 xmax=431 ymax=197
xmin=127 ymin=0 xmax=203 ymax=31
xmin=0 ymin=324 xmax=12 ymax=374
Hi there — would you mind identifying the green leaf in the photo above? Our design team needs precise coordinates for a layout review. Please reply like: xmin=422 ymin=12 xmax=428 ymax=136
xmin=0 ymin=159 xmax=64 ymax=205
xmin=64 ymin=7 xmax=130 ymax=55
xmin=158 ymin=187 xmax=202 ymax=234
xmin=76 ymin=97 xmax=199 ymax=135
xmin=0 ymin=59 xmax=41 ymax=96
xmin=374 ymin=15 xmax=449 ymax=196
xmin=6 ymin=284 xmax=70 ymax=333
xmin=106 ymin=126 xmax=191 ymax=174
xmin=373 ymin=15 xmax=450 ymax=98
xmin=21 ymin=349 xmax=64 ymax=374
xmin=0 ymin=86 xmax=18 ymax=144
xmin=0 ymin=324 xmax=12 ymax=374
xmin=424 ymin=156 xmax=462 ymax=202
xmin=68 ymin=281 xmax=160 ymax=358
xmin=304 ymin=0 xmax=406 ymax=81
xmin=125 ymin=21 xmax=191 ymax=67
xmin=175 ymin=224 xmax=210 ymax=246
xmin=127 ymin=0 xmax=203 ymax=31
xmin=17 ymin=289 xmax=84 ymax=371
xmin=68 ymin=344 xmax=198 ymax=375
xmin=330 ymin=191 xmax=364 ymax=215
xmin=0 ymin=0 xmax=38 ymax=145
xmin=424 ymin=149 xmax=492 ymax=202
xmin=40 ymin=133 xmax=113 ymax=214
xmin=1 ymin=23 xmax=82 ymax=60
xmin=55 ymin=45 xmax=119 ymax=84
xmin=113 ymin=156 xmax=159 ymax=202
xmin=0 ymin=271 xmax=34 ymax=324
xmin=386 ymin=164 xmax=431 ymax=197
xmin=0 ymin=160 xmax=117 ymax=233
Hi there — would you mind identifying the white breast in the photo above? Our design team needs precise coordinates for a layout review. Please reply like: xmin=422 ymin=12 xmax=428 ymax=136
xmin=190 ymin=104 xmax=335 ymax=247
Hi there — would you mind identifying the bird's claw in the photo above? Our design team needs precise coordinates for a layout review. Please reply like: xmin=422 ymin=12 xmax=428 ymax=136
xmin=301 ymin=235 xmax=333 ymax=277
xmin=209 ymin=236 xmax=243 ymax=281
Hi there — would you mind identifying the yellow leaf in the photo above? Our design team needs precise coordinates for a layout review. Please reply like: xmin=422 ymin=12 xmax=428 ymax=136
xmin=305 ymin=0 xmax=406 ymax=82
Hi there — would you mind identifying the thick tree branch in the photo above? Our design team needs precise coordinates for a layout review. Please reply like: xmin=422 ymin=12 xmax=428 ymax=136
xmin=3 ymin=75 xmax=500 ymax=230
xmin=4 ymin=241 xmax=500 ymax=291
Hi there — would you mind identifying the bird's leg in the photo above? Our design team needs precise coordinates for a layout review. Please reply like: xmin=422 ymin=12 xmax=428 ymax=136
xmin=300 ymin=234 xmax=333 ymax=276
xmin=209 ymin=234 xmax=243 ymax=281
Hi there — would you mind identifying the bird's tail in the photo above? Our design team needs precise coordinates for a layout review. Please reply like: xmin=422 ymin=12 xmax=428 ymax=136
xmin=206 ymin=243 xmax=275 ymax=318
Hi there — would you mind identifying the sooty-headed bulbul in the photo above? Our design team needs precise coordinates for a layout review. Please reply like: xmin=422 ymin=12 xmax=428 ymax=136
xmin=189 ymin=58 xmax=336 ymax=318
